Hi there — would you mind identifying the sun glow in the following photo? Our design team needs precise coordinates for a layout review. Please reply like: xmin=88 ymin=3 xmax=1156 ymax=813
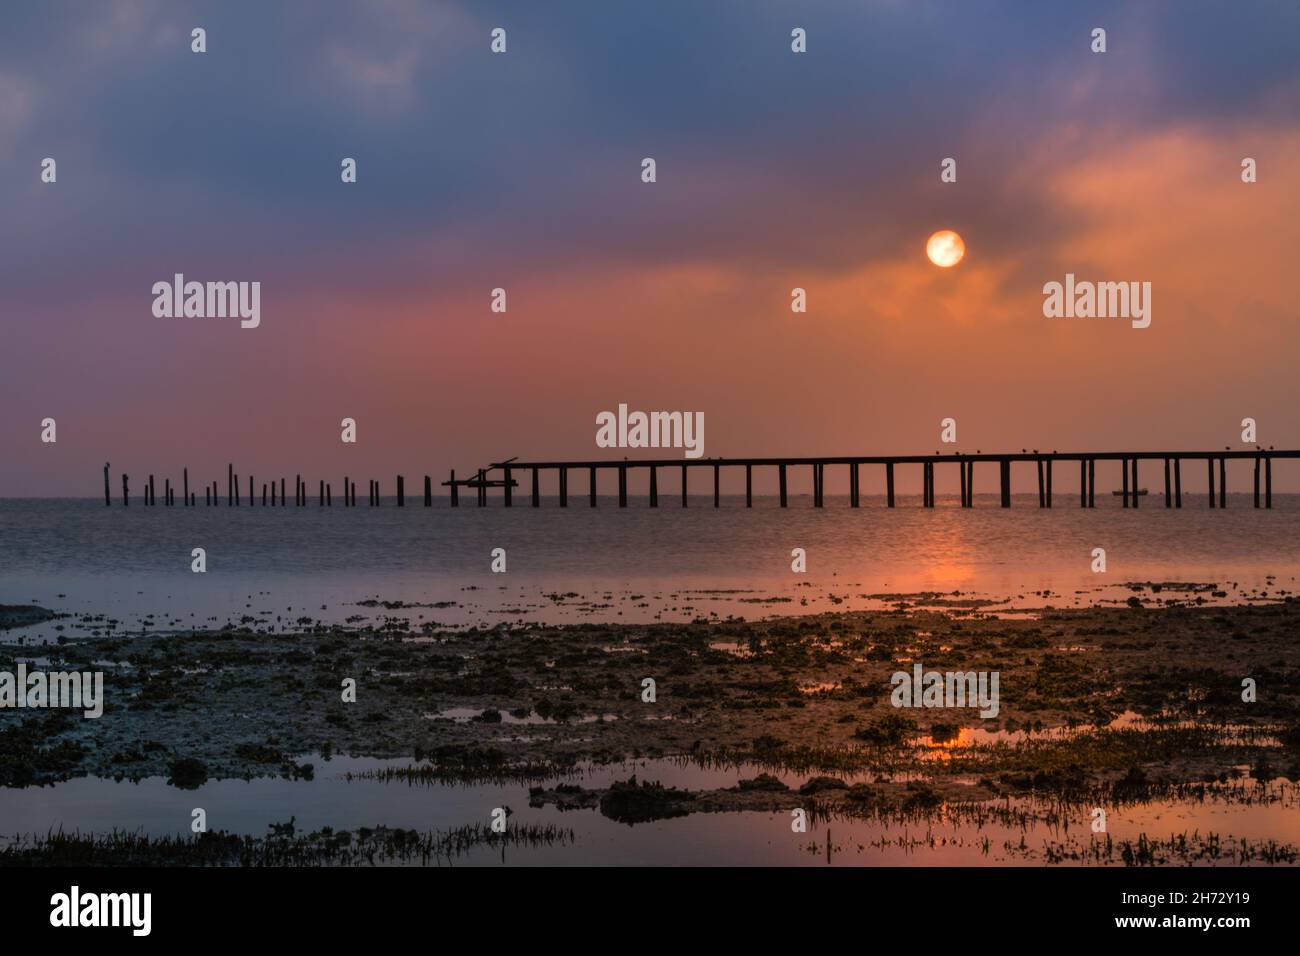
xmin=926 ymin=230 xmax=966 ymax=268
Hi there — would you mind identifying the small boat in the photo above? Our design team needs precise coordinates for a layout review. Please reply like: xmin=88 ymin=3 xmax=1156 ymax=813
xmin=1112 ymin=488 xmax=1149 ymax=496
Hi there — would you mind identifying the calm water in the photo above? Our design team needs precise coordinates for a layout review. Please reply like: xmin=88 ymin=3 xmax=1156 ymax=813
xmin=3 ymin=496 xmax=1299 ymax=864
xmin=2 ymin=495 xmax=1298 ymax=642
xmin=3 ymin=753 xmax=1294 ymax=866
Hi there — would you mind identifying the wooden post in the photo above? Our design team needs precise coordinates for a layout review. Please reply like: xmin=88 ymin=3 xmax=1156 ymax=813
xmin=1088 ymin=458 xmax=1096 ymax=508
xmin=501 ymin=467 xmax=511 ymax=507
xmin=147 ymin=475 xmax=154 ymax=506
xmin=959 ymin=458 xmax=967 ymax=508
xmin=104 ymin=463 xmax=111 ymax=506
xmin=350 ymin=481 xmax=356 ymax=507
xmin=1046 ymin=459 xmax=1053 ymax=508
xmin=1131 ymin=458 xmax=1138 ymax=509
xmin=450 ymin=471 xmax=458 ymax=507
xmin=1164 ymin=458 xmax=1171 ymax=508
xmin=1079 ymin=460 xmax=1086 ymax=508
xmin=297 ymin=475 xmax=303 ymax=506
xmin=851 ymin=462 xmax=860 ymax=508
xmin=1036 ymin=460 xmax=1045 ymax=508
xmin=813 ymin=464 xmax=822 ymax=508
xmin=319 ymin=479 xmax=324 ymax=506
xmin=227 ymin=464 xmax=233 ymax=506
xmin=967 ymin=460 xmax=975 ymax=507
xmin=886 ymin=462 xmax=895 ymax=507
xmin=281 ymin=478 xmax=286 ymax=507
xmin=165 ymin=478 xmax=171 ymax=506
xmin=649 ymin=465 xmax=658 ymax=507
xmin=1265 ymin=456 xmax=1272 ymax=508
xmin=713 ymin=464 xmax=720 ymax=508
xmin=589 ymin=466 xmax=597 ymax=507
xmin=1174 ymin=458 xmax=1181 ymax=508
xmin=183 ymin=467 xmax=189 ymax=507
xmin=1207 ymin=458 xmax=1215 ymax=508
xmin=247 ymin=475 xmax=252 ymax=506
xmin=263 ymin=483 xmax=268 ymax=506
xmin=1219 ymin=458 xmax=1227 ymax=508
xmin=559 ymin=467 xmax=568 ymax=508
xmin=925 ymin=462 xmax=934 ymax=507
xmin=779 ymin=464 xmax=788 ymax=507
xmin=1000 ymin=460 xmax=1010 ymax=507
xmin=532 ymin=467 xmax=540 ymax=507
xmin=327 ymin=483 xmax=332 ymax=506
xmin=746 ymin=464 xmax=752 ymax=508
xmin=207 ymin=487 xmax=211 ymax=507
xmin=123 ymin=474 xmax=130 ymax=506
xmin=619 ymin=465 xmax=628 ymax=508
xmin=1254 ymin=456 xmax=1261 ymax=508
xmin=397 ymin=475 xmax=405 ymax=507
xmin=1122 ymin=457 xmax=1129 ymax=508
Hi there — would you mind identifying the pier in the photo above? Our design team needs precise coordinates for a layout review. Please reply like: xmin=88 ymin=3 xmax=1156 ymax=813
xmin=99 ymin=450 xmax=1293 ymax=511
xmin=467 ymin=451 xmax=1291 ymax=509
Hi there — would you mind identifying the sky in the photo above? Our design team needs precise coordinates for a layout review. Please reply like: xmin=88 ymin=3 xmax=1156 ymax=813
xmin=2 ymin=0 xmax=1299 ymax=496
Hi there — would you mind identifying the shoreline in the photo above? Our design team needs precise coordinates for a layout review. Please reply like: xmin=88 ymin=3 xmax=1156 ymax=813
xmin=4 ymin=596 xmax=1298 ymax=864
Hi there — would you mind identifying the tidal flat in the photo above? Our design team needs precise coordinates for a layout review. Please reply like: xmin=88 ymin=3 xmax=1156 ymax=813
xmin=3 ymin=590 xmax=1300 ymax=865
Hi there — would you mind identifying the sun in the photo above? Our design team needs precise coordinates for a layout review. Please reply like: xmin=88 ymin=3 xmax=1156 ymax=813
xmin=926 ymin=230 xmax=965 ymax=268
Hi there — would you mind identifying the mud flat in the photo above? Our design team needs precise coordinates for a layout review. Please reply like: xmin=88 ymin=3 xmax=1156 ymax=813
xmin=3 ymin=594 xmax=1297 ymax=786
xmin=0 ymin=605 xmax=58 ymax=630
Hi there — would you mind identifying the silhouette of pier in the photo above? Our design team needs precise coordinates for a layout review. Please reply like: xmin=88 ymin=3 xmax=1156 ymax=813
xmin=469 ymin=451 xmax=1292 ymax=509
xmin=100 ymin=450 xmax=1295 ymax=511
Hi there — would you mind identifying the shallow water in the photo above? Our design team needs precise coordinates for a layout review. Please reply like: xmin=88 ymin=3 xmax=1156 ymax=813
xmin=4 ymin=753 xmax=1295 ymax=866
xmin=3 ymin=494 xmax=1297 ymax=642
xmin=4 ymin=496 xmax=1299 ymax=865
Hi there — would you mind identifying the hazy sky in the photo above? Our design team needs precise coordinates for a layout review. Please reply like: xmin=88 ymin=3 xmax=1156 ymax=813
xmin=3 ymin=0 xmax=1298 ymax=496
